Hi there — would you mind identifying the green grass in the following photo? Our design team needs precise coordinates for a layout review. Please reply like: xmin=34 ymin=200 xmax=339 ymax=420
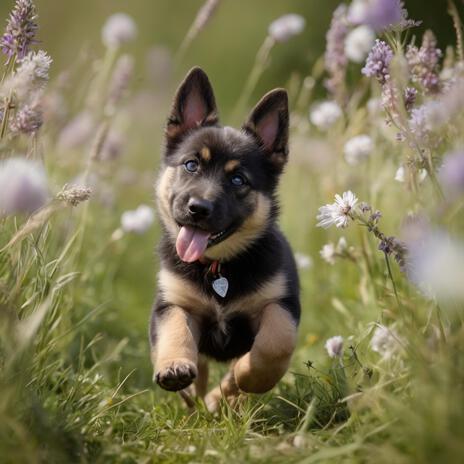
xmin=1 ymin=1 xmax=464 ymax=463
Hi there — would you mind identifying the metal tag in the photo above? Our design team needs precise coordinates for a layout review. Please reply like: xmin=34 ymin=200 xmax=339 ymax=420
xmin=212 ymin=277 xmax=229 ymax=298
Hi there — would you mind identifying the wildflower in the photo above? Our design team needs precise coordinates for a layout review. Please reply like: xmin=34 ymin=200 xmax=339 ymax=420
xmin=58 ymin=111 xmax=95 ymax=149
xmin=56 ymin=185 xmax=92 ymax=206
xmin=344 ymin=134 xmax=373 ymax=165
xmin=439 ymin=150 xmax=464 ymax=198
xmin=344 ymin=25 xmax=375 ymax=63
xmin=101 ymin=13 xmax=137 ymax=48
xmin=10 ymin=102 xmax=43 ymax=134
xmin=0 ymin=157 xmax=48 ymax=217
xmin=325 ymin=336 xmax=344 ymax=358
xmin=409 ymin=104 xmax=433 ymax=141
xmin=309 ymin=101 xmax=342 ymax=131
xmin=395 ymin=166 xmax=427 ymax=183
xmin=370 ymin=325 xmax=398 ymax=359
xmin=324 ymin=5 xmax=348 ymax=99
xmin=294 ymin=252 xmax=313 ymax=270
xmin=406 ymin=30 xmax=442 ymax=94
xmin=316 ymin=191 xmax=359 ymax=229
xmin=1 ymin=0 xmax=38 ymax=62
xmin=121 ymin=205 xmax=155 ymax=234
xmin=320 ymin=237 xmax=349 ymax=265
xmin=348 ymin=0 xmax=405 ymax=32
xmin=268 ymin=14 xmax=305 ymax=43
xmin=362 ymin=39 xmax=393 ymax=85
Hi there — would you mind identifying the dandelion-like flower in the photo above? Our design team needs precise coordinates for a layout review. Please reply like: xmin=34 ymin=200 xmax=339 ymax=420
xmin=101 ymin=13 xmax=137 ymax=48
xmin=344 ymin=25 xmax=375 ymax=63
xmin=309 ymin=101 xmax=342 ymax=131
xmin=317 ymin=191 xmax=359 ymax=229
xmin=362 ymin=39 xmax=393 ymax=85
xmin=0 ymin=157 xmax=48 ymax=217
xmin=121 ymin=205 xmax=155 ymax=234
xmin=344 ymin=134 xmax=373 ymax=165
xmin=268 ymin=14 xmax=305 ymax=43
xmin=1 ymin=0 xmax=38 ymax=62
xmin=370 ymin=325 xmax=398 ymax=359
xmin=325 ymin=335 xmax=344 ymax=358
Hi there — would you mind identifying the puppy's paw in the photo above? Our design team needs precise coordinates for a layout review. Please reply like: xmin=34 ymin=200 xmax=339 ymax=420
xmin=155 ymin=360 xmax=197 ymax=392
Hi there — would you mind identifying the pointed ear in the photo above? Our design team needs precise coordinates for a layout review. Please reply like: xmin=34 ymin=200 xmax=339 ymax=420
xmin=243 ymin=89 xmax=289 ymax=172
xmin=166 ymin=67 xmax=219 ymax=149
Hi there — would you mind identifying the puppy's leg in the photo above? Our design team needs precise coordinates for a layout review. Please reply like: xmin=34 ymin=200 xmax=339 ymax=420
xmin=195 ymin=355 xmax=209 ymax=398
xmin=204 ymin=363 xmax=240 ymax=413
xmin=151 ymin=306 xmax=199 ymax=392
xmin=234 ymin=303 xmax=297 ymax=394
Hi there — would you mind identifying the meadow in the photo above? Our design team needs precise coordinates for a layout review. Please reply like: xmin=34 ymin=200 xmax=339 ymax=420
xmin=1 ymin=0 xmax=464 ymax=463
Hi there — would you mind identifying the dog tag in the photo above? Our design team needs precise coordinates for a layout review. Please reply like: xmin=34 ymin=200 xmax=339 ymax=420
xmin=212 ymin=277 xmax=229 ymax=298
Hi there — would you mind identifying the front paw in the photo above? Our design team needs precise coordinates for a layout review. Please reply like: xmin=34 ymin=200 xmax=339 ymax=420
xmin=155 ymin=360 xmax=197 ymax=391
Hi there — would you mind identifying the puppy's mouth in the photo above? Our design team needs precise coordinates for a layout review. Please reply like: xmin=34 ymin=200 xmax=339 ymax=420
xmin=175 ymin=223 xmax=235 ymax=263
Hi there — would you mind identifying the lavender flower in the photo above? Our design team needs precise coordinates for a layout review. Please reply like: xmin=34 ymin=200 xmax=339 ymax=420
xmin=316 ymin=191 xmax=359 ymax=229
xmin=268 ymin=14 xmax=305 ymax=43
xmin=344 ymin=25 xmax=375 ymax=63
xmin=324 ymin=5 xmax=348 ymax=99
xmin=0 ymin=157 xmax=48 ymax=217
xmin=362 ymin=39 xmax=393 ymax=85
xmin=10 ymin=101 xmax=43 ymax=134
xmin=1 ymin=0 xmax=38 ymax=62
xmin=406 ymin=30 xmax=442 ymax=94
xmin=439 ymin=150 xmax=464 ymax=198
xmin=101 ymin=13 xmax=137 ymax=48
xmin=344 ymin=134 xmax=373 ymax=165
xmin=325 ymin=336 xmax=344 ymax=358
xmin=121 ymin=205 xmax=155 ymax=234
xmin=348 ymin=0 xmax=405 ymax=32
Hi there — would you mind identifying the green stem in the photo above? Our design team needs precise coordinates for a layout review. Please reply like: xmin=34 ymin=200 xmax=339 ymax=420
xmin=384 ymin=252 xmax=401 ymax=309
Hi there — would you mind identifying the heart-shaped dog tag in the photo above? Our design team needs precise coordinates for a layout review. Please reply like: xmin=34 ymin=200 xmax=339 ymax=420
xmin=212 ymin=277 xmax=229 ymax=298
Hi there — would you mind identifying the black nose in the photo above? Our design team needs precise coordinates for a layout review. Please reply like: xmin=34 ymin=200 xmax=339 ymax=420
xmin=188 ymin=198 xmax=213 ymax=219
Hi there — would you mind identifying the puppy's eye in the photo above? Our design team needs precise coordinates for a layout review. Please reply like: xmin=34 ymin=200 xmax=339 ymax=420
xmin=184 ymin=160 xmax=199 ymax=173
xmin=231 ymin=174 xmax=246 ymax=186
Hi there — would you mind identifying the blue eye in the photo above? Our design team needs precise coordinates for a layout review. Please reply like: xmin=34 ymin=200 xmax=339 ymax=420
xmin=231 ymin=174 xmax=246 ymax=186
xmin=184 ymin=160 xmax=199 ymax=173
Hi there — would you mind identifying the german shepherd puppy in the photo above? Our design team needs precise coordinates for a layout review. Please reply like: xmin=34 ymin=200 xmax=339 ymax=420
xmin=150 ymin=67 xmax=300 ymax=412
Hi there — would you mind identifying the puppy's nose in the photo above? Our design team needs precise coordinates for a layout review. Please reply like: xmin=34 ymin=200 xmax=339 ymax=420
xmin=188 ymin=198 xmax=213 ymax=219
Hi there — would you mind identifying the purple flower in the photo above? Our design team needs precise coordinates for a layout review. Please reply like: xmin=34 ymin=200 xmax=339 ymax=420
xmin=1 ymin=0 xmax=38 ymax=62
xmin=439 ymin=150 xmax=464 ymax=198
xmin=406 ymin=30 xmax=442 ymax=94
xmin=10 ymin=102 xmax=43 ymax=134
xmin=348 ymin=0 xmax=406 ymax=32
xmin=362 ymin=39 xmax=393 ymax=85
xmin=324 ymin=5 xmax=348 ymax=100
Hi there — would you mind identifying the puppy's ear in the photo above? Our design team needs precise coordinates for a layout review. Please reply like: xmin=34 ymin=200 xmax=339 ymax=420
xmin=243 ymin=89 xmax=289 ymax=172
xmin=166 ymin=67 xmax=218 ymax=150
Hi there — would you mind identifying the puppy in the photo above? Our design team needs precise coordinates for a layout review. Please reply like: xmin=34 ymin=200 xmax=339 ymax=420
xmin=150 ymin=67 xmax=300 ymax=412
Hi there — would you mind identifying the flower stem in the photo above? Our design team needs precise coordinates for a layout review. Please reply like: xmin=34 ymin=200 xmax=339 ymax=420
xmin=384 ymin=252 xmax=401 ymax=309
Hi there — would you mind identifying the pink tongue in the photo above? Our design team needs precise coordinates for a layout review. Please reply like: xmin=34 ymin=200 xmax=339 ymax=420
xmin=176 ymin=226 xmax=211 ymax=263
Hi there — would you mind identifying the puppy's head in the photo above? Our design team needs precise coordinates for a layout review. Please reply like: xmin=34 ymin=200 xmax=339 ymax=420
xmin=157 ymin=67 xmax=289 ymax=262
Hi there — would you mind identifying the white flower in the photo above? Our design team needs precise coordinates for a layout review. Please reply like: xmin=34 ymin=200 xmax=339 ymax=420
xmin=317 ymin=191 xmax=359 ymax=229
xmin=407 ymin=230 xmax=464 ymax=302
xmin=395 ymin=166 xmax=427 ymax=183
xmin=102 ymin=13 xmax=137 ymax=48
xmin=121 ymin=205 xmax=155 ymax=234
xmin=370 ymin=325 xmax=398 ymax=359
xmin=344 ymin=25 xmax=375 ymax=63
xmin=268 ymin=14 xmax=306 ymax=43
xmin=294 ymin=252 xmax=313 ymax=270
xmin=309 ymin=101 xmax=342 ymax=130
xmin=337 ymin=236 xmax=348 ymax=252
xmin=0 ymin=157 xmax=49 ymax=217
xmin=325 ymin=335 xmax=344 ymax=358
xmin=344 ymin=135 xmax=373 ymax=165
xmin=320 ymin=243 xmax=336 ymax=265
xmin=17 ymin=50 xmax=52 ymax=82
xmin=347 ymin=0 xmax=369 ymax=25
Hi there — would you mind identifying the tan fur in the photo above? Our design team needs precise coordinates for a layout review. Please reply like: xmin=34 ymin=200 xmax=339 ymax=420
xmin=204 ymin=367 xmax=240 ymax=413
xmin=151 ymin=306 xmax=199 ymax=374
xmin=233 ymin=303 xmax=297 ymax=393
xmin=155 ymin=167 xmax=178 ymax=240
xmin=200 ymin=146 xmax=211 ymax=162
xmin=224 ymin=159 xmax=240 ymax=173
xmin=204 ymin=193 xmax=271 ymax=261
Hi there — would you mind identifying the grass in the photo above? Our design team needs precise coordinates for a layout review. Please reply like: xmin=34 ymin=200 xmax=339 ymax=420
xmin=1 ymin=1 xmax=464 ymax=463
